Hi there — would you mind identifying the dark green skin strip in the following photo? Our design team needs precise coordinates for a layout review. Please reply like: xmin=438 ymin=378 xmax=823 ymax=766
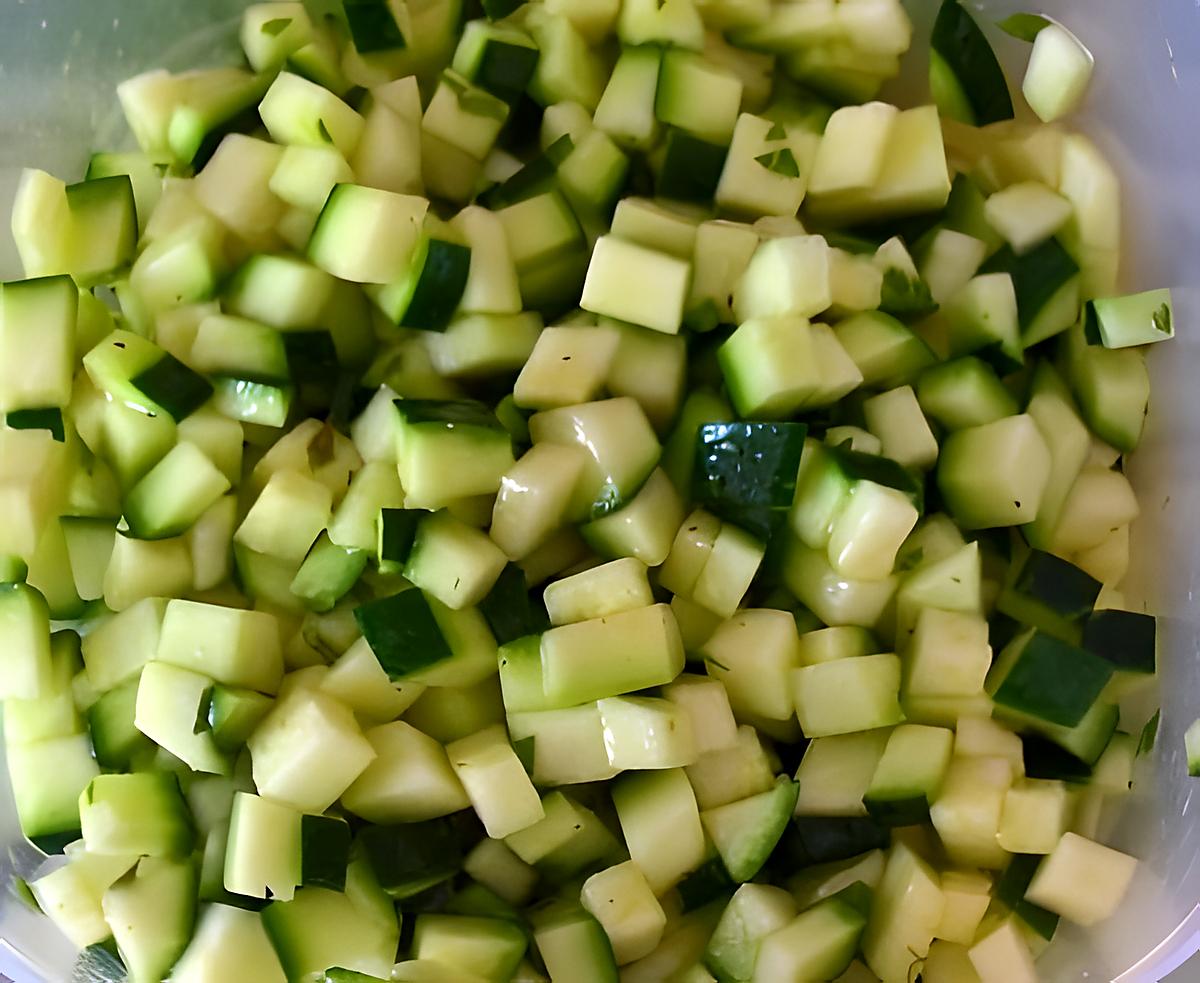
xmin=354 ymin=589 xmax=453 ymax=679
xmin=862 ymin=793 xmax=931 ymax=828
xmin=1082 ymin=609 xmax=1157 ymax=674
xmin=1012 ymin=549 xmax=1102 ymax=619
xmin=399 ymin=239 xmax=472 ymax=331
xmin=1021 ymin=734 xmax=1092 ymax=782
xmin=477 ymin=40 xmax=540 ymax=104
xmin=776 ymin=816 xmax=889 ymax=867
xmin=478 ymin=563 xmax=547 ymax=645
xmin=677 ymin=857 xmax=735 ymax=912
xmin=378 ymin=508 xmax=421 ymax=566
xmin=656 ymin=128 xmax=728 ymax=204
xmin=993 ymin=631 xmax=1113 ymax=728
xmin=131 ymin=353 xmax=213 ymax=422
xmin=829 ymin=444 xmax=924 ymax=510
xmin=930 ymin=0 xmax=1015 ymax=125
xmin=343 ymin=0 xmax=407 ymax=53
xmin=996 ymin=853 xmax=1061 ymax=940
xmin=693 ymin=421 xmax=807 ymax=540
xmin=357 ymin=820 xmax=463 ymax=899
xmin=979 ymin=239 xmax=1080 ymax=331
xmin=479 ymin=134 xmax=574 ymax=209
xmin=300 ymin=814 xmax=351 ymax=891
xmin=393 ymin=397 xmax=505 ymax=430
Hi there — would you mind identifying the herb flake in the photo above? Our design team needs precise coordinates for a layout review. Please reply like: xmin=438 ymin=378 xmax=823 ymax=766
xmin=1138 ymin=709 xmax=1161 ymax=757
xmin=1153 ymin=302 xmax=1172 ymax=335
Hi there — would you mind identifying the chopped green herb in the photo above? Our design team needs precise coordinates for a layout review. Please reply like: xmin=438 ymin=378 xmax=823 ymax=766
xmin=261 ymin=17 xmax=293 ymax=37
xmin=880 ymin=266 xmax=939 ymax=319
xmin=316 ymin=118 xmax=333 ymax=144
xmin=996 ymin=12 xmax=1052 ymax=42
xmin=1153 ymin=302 xmax=1172 ymax=334
xmin=1137 ymin=709 xmax=1160 ymax=757
xmin=765 ymin=121 xmax=788 ymax=141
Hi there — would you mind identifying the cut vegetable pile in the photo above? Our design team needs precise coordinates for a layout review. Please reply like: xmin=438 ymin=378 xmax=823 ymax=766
xmin=0 ymin=0 xmax=1174 ymax=980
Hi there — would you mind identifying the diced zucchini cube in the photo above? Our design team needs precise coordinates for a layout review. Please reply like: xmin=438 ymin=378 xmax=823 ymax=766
xmin=718 ymin=316 xmax=820 ymax=419
xmin=792 ymin=653 xmax=904 ymax=737
xmin=308 ymin=184 xmax=428 ymax=284
xmin=342 ymin=721 xmax=469 ymax=824
xmin=1026 ymin=832 xmax=1136 ymax=926
xmin=580 ymin=861 xmax=667 ymax=964
xmin=540 ymin=603 xmax=685 ymax=705
xmin=937 ymin=414 xmax=1051 ymax=529
xmin=733 ymin=235 xmax=831 ymax=322
xmin=1022 ymin=23 xmax=1094 ymax=123
xmin=247 ymin=688 xmax=376 ymax=813
xmin=808 ymin=101 xmax=898 ymax=196
xmin=447 ymin=724 xmax=544 ymax=839
xmin=702 ymin=609 xmax=800 ymax=724
xmin=905 ymin=608 xmax=991 ymax=697
xmin=580 ymin=235 xmax=691 ymax=335
xmin=395 ymin=399 xmax=515 ymax=510
xmin=597 ymin=696 xmax=696 ymax=770
xmin=827 ymin=480 xmax=920 ymax=581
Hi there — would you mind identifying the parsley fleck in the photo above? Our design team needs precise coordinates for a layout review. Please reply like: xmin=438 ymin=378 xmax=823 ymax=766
xmin=1153 ymin=302 xmax=1172 ymax=335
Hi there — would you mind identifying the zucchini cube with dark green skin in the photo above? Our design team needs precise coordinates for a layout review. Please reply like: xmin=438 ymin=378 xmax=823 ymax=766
xmin=343 ymin=0 xmax=407 ymax=54
xmin=778 ymin=816 xmax=890 ymax=867
xmin=85 ymin=329 xmax=213 ymax=422
xmin=1085 ymin=288 xmax=1175 ymax=349
xmin=1081 ymin=608 xmax=1157 ymax=676
xmin=861 ymin=725 xmax=954 ymax=827
xmin=995 ymin=548 xmax=1102 ymax=644
xmin=132 ymin=353 xmax=215 ymax=421
xmin=452 ymin=21 xmax=540 ymax=106
xmin=1021 ymin=734 xmax=1093 ymax=783
xmin=929 ymin=0 xmax=1015 ymax=127
xmin=478 ymin=134 xmax=574 ymax=209
xmin=371 ymin=235 xmax=472 ymax=332
xmin=829 ymin=443 xmax=924 ymax=512
xmin=376 ymin=507 xmax=421 ymax=574
xmin=300 ymin=814 xmax=352 ymax=891
xmin=478 ymin=562 xmax=547 ymax=646
xmin=354 ymin=589 xmax=453 ymax=680
xmin=392 ymin=398 xmax=515 ymax=509
xmin=208 ymin=685 xmax=274 ymax=751
xmin=289 ymin=533 xmax=368 ymax=613
xmin=979 ymin=238 xmax=1080 ymax=342
xmin=987 ymin=630 xmax=1113 ymax=728
xmin=995 ymin=853 xmax=1061 ymax=942
xmin=357 ymin=820 xmax=463 ymax=900
xmin=657 ymin=128 xmax=729 ymax=204
xmin=692 ymin=421 xmax=807 ymax=541
xmin=676 ymin=857 xmax=735 ymax=913
xmin=64 ymin=174 xmax=139 ymax=285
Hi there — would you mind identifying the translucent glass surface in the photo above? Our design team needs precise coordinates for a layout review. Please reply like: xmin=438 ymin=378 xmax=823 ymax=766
xmin=1 ymin=1 xmax=1199 ymax=979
